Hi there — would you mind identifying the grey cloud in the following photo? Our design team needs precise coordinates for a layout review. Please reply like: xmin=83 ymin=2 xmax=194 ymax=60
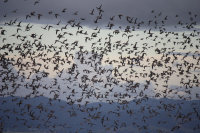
xmin=0 ymin=0 xmax=200 ymax=29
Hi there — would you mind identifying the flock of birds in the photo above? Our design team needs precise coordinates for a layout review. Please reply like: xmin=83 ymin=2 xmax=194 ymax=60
xmin=0 ymin=0 xmax=200 ymax=133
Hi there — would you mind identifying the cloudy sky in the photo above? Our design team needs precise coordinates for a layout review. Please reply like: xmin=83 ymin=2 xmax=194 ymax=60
xmin=0 ymin=0 xmax=200 ymax=103
xmin=1 ymin=0 xmax=200 ymax=27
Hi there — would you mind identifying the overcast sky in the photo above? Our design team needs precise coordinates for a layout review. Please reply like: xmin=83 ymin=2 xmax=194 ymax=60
xmin=1 ymin=0 xmax=200 ymax=28
xmin=0 ymin=0 xmax=200 ymax=102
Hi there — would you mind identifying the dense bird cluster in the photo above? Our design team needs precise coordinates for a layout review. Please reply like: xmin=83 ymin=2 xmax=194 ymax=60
xmin=0 ymin=0 xmax=200 ymax=133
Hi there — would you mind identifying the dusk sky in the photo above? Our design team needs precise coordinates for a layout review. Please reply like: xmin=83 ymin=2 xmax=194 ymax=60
xmin=1 ymin=0 xmax=200 ymax=26
xmin=0 ymin=0 xmax=200 ymax=132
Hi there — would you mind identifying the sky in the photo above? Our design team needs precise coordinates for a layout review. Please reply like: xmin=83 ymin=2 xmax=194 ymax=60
xmin=0 ymin=0 xmax=200 ymax=103
xmin=1 ymin=1 xmax=200 ymax=133
xmin=1 ymin=0 xmax=200 ymax=27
